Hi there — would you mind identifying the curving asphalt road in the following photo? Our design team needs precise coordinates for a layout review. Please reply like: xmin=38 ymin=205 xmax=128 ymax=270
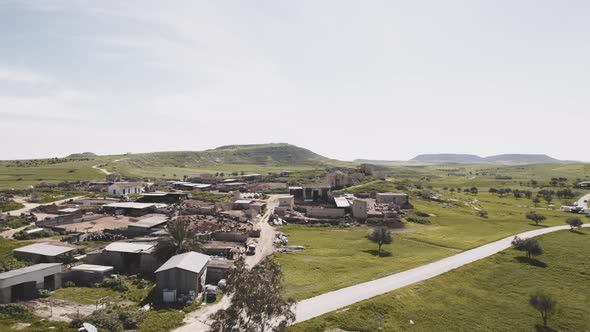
xmin=576 ymin=192 xmax=590 ymax=209
xmin=294 ymin=224 xmax=590 ymax=323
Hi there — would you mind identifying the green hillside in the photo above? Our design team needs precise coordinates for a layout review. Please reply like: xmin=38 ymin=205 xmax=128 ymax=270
xmin=121 ymin=143 xmax=330 ymax=168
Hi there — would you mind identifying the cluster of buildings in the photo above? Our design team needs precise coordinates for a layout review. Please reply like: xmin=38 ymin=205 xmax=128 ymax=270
xmin=1 ymin=163 xmax=411 ymax=306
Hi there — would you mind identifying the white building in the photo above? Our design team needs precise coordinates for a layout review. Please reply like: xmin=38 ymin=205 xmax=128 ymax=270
xmin=108 ymin=182 xmax=144 ymax=197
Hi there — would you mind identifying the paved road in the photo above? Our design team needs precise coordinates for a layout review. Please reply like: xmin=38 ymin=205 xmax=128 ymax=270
xmin=576 ymin=192 xmax=590 ymax=209
xmin=294 ymin=224 xmax=590 ymax=323
xmin=174 ymin=196 xmax=279 ymax=332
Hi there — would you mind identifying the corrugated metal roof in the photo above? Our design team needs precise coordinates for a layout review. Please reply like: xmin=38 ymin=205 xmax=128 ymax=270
xmin=234 ymin=199 xmax=254 ymax=204
xmin=103 ymin=202 xmax=156 ymax=209
xmin=0 ymin=263 xmax=62 ymax=280
xmin=105 ymin=242 xmax=154 ymax=253
xmin=334 ymin=197 xmax=351 ymax=208
xmin=155 ymin=251 xmax=210 ymax=274
xmin=130 ymin=216 xmax=168 ymax=229
xmin=14 ymin=243 xmax=75 ymax=256
xmin=58 ymin=208 xmax=80 ymax=213
xmin=71 ymin=264 xmax=114 ymax=273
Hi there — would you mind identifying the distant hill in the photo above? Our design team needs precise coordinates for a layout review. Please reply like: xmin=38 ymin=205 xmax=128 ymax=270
xmin=120 ymin=143 xmax=332 ymax=168
xmin=410 ymin=154 xmax=484 ymax=164
xmin=483 ymin=154 xmax=560 ymax=164
xmin=408 ymin=153 xmax=563 ymax=164
xmin=356 ymin=153 xmax=565 ymax=165
xmin=67 ymin=152 xmax=97 ymax=158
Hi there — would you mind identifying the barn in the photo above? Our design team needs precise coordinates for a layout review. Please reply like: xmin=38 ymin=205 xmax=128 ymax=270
xmin=155 ymin=251 xmax=210 ymax=303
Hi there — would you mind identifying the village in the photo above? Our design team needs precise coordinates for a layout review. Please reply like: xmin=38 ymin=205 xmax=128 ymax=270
xmin=0 ymin=164 xmax=412 ymax=330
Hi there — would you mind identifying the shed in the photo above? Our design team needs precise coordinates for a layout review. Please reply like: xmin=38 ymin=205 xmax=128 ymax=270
xmin=155 ymin=251 xmax=210 ymax=302
xmin=85 ymin=242 xmax=158 ymax=273
xmin=127 ymin=215 xmax=169 ymax=235
xmin=0 ymin=263 xmax=62 ymax=303
xmin=13 ymin=243 xmax=75 ymax=264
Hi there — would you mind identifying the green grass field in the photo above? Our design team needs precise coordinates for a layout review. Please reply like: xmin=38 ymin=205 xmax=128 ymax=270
xmin=289 ymin=229 xmax=590 ymax=332
xmin=51 ymin=277 xmax=153 ymax=305
xmin=275 ymin=225 xmax=456 ymax=300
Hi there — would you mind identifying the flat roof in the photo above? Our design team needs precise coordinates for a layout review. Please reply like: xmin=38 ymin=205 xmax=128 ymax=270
xmin=377 ymin=192 xmax=408 ymax=196
xmin=223 ymin=182 xmax=246 ymax=186
xmin=110 ymin=182 xmax=144 ymax=187
xmin=234 ymin=199 xmax=254 ymax=204
xmin=130 ymin=215 xmax=169 ymax=229
xmin=14 ymin=243 xmax=75 ymax=256
xmin=223 ymin=178 xmax=238 ymax=182
xmin=103 ymin=202 xmax=156 ymax=209
xmin=289 ymin=187 xmax=303 ymax=190
xmin=71 ymin=264 xmax=114 ymax=273
xmin=58 ymin=208 xmax=80 ymax=213
xmin=0 ymin=263 xmax=62 ymax=281
xmin=104 ymin=242 xmax=154 ymax=253
xmin=155 ymin=251 xmax=210 ymax=274
xmin=334 ymin=197 xmax=351 ymax=208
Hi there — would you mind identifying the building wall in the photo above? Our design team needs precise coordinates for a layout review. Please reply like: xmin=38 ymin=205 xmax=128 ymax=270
xmin=376 ymin=193 xmax=408 ymax=205
xmin=304 ymin=206 xmax=345 ymax=218
xmin=352 ymin=199 xmax=368 ymax=219
xmin=156 ymin=267 xmax=206 ymax=295
xmin=278 ymin=196 xmax=294 ymax=209
xmin=108 ymin=185 xmax=143 ymax=197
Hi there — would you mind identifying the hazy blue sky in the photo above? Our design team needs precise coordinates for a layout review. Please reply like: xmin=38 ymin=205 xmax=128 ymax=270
xmin=1 ymin=1 xmax=589 ymax=161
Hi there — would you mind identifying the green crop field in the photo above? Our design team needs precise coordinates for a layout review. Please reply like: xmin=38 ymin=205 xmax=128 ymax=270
xmin=289 ymin=229 xmax=590 ymax=332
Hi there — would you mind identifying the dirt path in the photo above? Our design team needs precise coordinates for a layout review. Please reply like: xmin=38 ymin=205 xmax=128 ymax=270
xmin=23 ymin=298 xmax=98 ymax=322
xmin=92 ymin=158 xmax=127 ymax=176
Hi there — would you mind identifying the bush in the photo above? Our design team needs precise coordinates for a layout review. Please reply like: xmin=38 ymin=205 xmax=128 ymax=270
xmin=415 ymin=211 xmax=430 ymax=218
xmin=78 ymin=308 xmax=123 ymax=332
xmin=37 ymin=289 xmax=51 ymax=298
xmin=64 ymin=281 xmax=76 ymax=288
xmin=406 ymin=216 xmax=430 ymax=224
xmin=14 ymin=228 xmax=58 ymax=240
xmin=119 ymin=308 xmax=145 ymax=329
xmin=0 ymin=304 xmax=33 ymax=320
xmin=478 ymin=210 xmax=489 ymax=218
xmin=99 ymin=278 xmax=129 ymax=292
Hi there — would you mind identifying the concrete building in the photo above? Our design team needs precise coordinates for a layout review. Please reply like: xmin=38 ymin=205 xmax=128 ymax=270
xmin=155 ymin=251 xmax=209 ymax=302
xmin=0 ymin=263 xmax=62 ymax=303
xmin=63 ymin=264 xmax=114 ymax=286
xmin=13 ymin=243 xmax=75 ymax=264
xmin=278 ymin=195 xmax=295 ymax=210
xmin=352 ymin=199 xmax=369 ymax=219
xmin=303 ymin=184 xmax=332 ymax=202
xmin=376 ymin=193 xmax=409 ymax=206
xmin=108 ymin=182 xmax=144 ymax=197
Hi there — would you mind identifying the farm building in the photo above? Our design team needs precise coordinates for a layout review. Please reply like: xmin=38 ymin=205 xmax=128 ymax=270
xmin=155 ymin=251 xmax=210 ymax=303
xmin=102 ymin=202 xmax=166 ymax=217
xmin=376 ymin=193 xmax=409 ymax=206
xmin=108 ymin=182 xmax=144 ymax=197
xmin=278 ymin=195 xmax=295 ymax=209
xmin=137 ymin=192 xmax=189 ymax=204
xmin=0 ymin=263 xmax=62 ymax=303
xmin=85 ymin=242 xmax=159 ymax=274
xmin=13 ymin=243 xmax=75 ymax=264
xmin=127 ymin=215 xmax=169 ymax=236
xmin=63 ymin=264 xmax=114 ymax=286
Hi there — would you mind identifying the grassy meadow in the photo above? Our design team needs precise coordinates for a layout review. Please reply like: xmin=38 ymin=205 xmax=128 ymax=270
xmin=289 ymin=229 xmax=590 ymax=332
xmin=275 ymin=225 xmax=456 ymax=300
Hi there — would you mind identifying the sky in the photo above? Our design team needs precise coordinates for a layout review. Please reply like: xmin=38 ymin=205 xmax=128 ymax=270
xmin=1 ymin=0 xmax=589 ymax=161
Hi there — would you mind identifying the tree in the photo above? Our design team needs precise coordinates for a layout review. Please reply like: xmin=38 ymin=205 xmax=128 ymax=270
xmin=368 ymin=227 xmax=393 ymax=257
xmin=529 ymin=292 xmax=556 ymax=327
xmin=526 ymin=211 xmax=546 ymax=226
xmin=566 ymin=216 xmax=583 ymax=231
xmin=470 ymin=187 xmax=478 ymax=195
xmin=532 ymin=196 xmax=541 ymax=207
xmin=154 ymin=219 xmax=201 ymax=261
xmin=209 ymin=258 xmax=295 ymax=332
xmin=512 ymin=236 xmax=543 ymax=259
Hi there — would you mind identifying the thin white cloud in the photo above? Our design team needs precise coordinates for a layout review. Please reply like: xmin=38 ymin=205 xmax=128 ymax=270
xmin=0 ymin=66 xmax=54 ymax=84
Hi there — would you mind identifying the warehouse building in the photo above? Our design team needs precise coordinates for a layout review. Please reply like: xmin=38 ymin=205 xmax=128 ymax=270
xmin=0 ymin=263 xmax=62 ymax=303
xmin=155 ymin=251 xmax=210 ymax=303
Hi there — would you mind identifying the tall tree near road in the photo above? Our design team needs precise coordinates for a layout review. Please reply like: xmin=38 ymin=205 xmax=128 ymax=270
xmin=368 ymin=227 xmax=393 ymax=257
xmin=209 ymin=257 xmax=295 ymax=332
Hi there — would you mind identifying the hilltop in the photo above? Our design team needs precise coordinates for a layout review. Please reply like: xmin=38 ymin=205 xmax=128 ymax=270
xmin=119 ymin=143 xmax=332 ymax=168
xmin=66 ymin=152 xmax=97 ymax=158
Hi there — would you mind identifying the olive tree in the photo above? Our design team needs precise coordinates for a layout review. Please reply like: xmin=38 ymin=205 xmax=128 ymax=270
xmin=511 ymin=236 xmax=543 ymax=259
xmin=368 ymin=227 xmax=393 ymax=257
xmin=566 ymin=216 xmax=583 ymax=231
xmin=529 ymin=292 xmax=556 ymax=327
